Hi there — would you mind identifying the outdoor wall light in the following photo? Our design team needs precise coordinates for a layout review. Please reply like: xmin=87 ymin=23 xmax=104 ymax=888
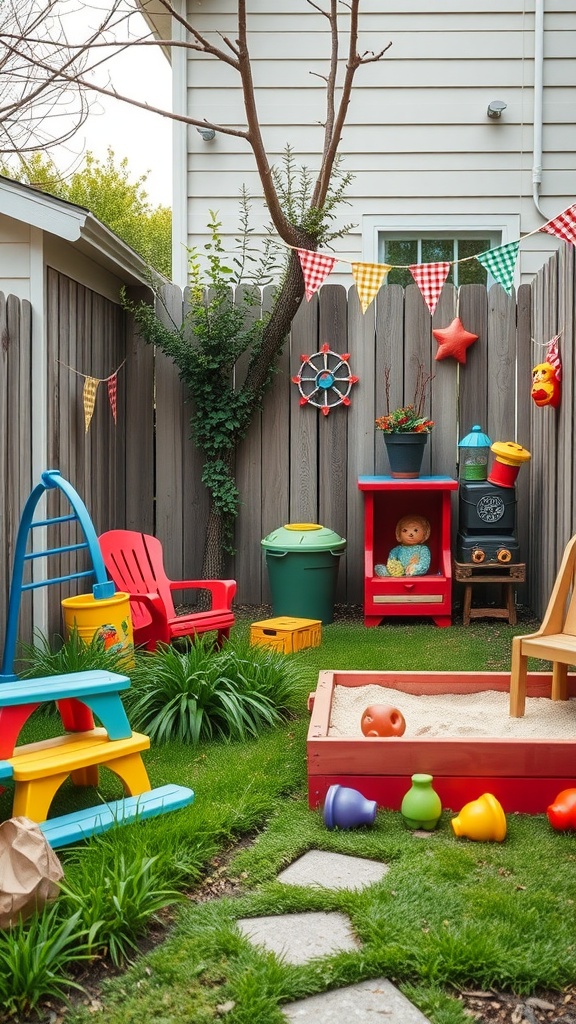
xmin=196 ymin=126 xmax=216 ymax=141
xmin=487 ymin=100 xmax=507 ymax=120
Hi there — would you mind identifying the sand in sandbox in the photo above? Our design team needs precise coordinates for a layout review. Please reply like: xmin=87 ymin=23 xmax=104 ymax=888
xmin=328 ymin=685 xmax=576 ymax=740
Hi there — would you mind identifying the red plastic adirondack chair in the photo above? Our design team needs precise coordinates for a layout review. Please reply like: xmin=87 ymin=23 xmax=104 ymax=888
xmin=98 ymin=530 xmax=236 ymax=652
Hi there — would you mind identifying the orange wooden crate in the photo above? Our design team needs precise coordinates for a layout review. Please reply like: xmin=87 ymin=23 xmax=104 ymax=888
xmin=250 ymin=616 xmax=322 ymax=654
xmin=307 ymin=670 xmax=576 ymax=814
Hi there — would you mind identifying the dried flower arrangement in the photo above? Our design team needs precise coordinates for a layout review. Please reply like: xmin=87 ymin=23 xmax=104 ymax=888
xmin=375 ymin=364 xmax=435 ymax=433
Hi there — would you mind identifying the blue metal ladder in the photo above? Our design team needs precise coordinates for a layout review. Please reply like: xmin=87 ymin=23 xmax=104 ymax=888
xmin=0 ymin=470 xmax=115 ymax=682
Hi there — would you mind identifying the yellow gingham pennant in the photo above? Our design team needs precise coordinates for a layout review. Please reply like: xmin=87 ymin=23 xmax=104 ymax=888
xmin=83 ymin=376 xmax=99 ymax=433
xmin=351 ymin=262 xmax=391 ymax=313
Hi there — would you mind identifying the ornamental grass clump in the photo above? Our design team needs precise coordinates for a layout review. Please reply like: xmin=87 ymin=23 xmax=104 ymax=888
xmin=125 ymin=635 xmax=308 ymax=745
xmin=60 ymin=848 xmax=182 ymax=967
xmin=375 ymin=363 xmax=435 ymax=433
xmin=0 ymin=905 xmax=90 ymax=1016
xmin=19 ymin=626 xmax=129 ymax=679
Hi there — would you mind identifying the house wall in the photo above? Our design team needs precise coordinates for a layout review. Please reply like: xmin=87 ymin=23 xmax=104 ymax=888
xmin=180 ymin=0 xmax=575 ymax=286
xmin=0 ymin=216 xmax=34 ymax=300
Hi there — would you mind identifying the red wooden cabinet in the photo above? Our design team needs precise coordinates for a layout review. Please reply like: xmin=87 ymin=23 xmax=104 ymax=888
xmin=358 ymin=475 xmax=458 ymax=628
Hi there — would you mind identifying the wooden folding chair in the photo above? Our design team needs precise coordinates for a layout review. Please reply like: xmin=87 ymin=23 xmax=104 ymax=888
xmin=509 ymin=534 xmax=576 ymax=716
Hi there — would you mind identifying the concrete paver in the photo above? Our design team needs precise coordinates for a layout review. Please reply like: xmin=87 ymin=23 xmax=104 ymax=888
xmin=236 ymin=910 xmax=359 ymax=965
xmin=282 ymin=978 xmax=432 ymax=1022
xmin=277 ymin=849 xmax=389 ymax=891
xmin=238 ymin=849 xmax=433 ymax=1023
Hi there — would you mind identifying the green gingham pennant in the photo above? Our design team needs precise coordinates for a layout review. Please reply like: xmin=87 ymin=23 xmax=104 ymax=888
xmin=475 ymin=240 xmax=520 ymax=295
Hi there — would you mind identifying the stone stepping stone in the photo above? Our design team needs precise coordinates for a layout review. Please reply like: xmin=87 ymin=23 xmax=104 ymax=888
xmin=282 ymin=978 xmax=432 ymax=1022
xmin=238 ymin=849 xmax=432 ymax=1022
xmin=277 ymin=849 xmax=389 ymax=891
xmin=236 ymin=910 xmax=359 ymax=965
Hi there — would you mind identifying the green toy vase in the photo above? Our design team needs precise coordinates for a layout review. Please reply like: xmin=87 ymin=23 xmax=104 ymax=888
xmin=400 ymin=773 xmax=442 ymax=830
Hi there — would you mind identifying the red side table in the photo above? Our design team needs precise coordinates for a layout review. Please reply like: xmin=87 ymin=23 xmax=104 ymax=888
xmin=358 ymin=476 xmax=458 ymax=628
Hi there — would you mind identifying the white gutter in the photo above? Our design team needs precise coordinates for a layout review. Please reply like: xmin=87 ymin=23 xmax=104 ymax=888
xmin=172 ymin=0 xmax=189 ymax=289
xmin=533 ymin=0 xmax=546 ymax=217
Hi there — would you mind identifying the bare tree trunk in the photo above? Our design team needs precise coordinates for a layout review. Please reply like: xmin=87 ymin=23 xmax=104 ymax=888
xmin=201 ymin=499 xmax=230 ymax=581
xmin=200 ymin=251 xmax=306 ymax=581
xmin=244 ymin=247 xmax=306 ymax=397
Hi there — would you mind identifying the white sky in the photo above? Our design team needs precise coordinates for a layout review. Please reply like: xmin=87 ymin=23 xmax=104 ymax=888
xmin=54 ymin=6 xmax=173 ymax=207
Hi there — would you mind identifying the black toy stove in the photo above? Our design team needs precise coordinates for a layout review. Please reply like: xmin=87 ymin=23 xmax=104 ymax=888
xmin=456 ymin=479 xmax=520 ymax=564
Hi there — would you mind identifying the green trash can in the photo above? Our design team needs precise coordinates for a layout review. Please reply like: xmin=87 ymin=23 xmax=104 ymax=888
xmin=261 ymin=523 xmax=346 ymax=624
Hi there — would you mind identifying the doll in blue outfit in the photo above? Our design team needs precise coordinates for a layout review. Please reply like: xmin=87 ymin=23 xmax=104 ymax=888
xmin=375 ymin=514 xmax=431 ymax=577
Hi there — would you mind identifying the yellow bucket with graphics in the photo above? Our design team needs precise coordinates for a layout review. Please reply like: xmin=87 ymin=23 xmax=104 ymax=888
xmin=61 ymin=592 xmax=134 ymax=665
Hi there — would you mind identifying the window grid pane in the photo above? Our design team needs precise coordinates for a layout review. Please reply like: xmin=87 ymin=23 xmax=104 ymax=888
xmin=381 ymin=234 xmax=493 ymax=288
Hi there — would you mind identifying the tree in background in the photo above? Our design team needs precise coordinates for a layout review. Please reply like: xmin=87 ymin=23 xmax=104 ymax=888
xmin=2 ymin=149 xmax=171 ymax=276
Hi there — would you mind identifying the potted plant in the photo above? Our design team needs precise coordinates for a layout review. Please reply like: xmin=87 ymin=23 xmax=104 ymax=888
xmin=375 ymin=365 xmax=434 ymax=478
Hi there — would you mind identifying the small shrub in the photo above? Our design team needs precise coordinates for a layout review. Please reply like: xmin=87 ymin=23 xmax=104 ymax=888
xmin=0 ymin=904 xmax=90 ymax=1015
xmin=125 ymin=635 xmax=307 ymax=744
xmin=60 ymin=847 xmax=182 ymax=967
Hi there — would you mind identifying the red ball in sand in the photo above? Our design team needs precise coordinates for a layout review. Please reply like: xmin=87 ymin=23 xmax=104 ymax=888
xmin=361 ymin=704 xmax=406 ymax=737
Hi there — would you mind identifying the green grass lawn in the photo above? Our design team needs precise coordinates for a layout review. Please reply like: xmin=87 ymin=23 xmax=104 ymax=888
xmin=12 ymin=609 xmax=573 ymax=1024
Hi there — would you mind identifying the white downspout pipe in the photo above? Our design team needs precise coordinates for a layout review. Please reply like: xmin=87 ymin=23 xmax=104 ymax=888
xmin=172 ymin=0 xmax=189 ymax=288
xmin=532 ymin=0 xmax=546 ymax=216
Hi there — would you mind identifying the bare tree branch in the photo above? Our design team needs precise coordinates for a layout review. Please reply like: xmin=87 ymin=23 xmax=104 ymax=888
xmin=0 ymin=0 xmax=391 ymax=243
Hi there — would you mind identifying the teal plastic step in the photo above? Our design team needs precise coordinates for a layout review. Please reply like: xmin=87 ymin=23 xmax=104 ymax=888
xmin=0 ymin=670 xmax=130 ymax=706
xmin=39 ymin=784 xmax=195 ymax=848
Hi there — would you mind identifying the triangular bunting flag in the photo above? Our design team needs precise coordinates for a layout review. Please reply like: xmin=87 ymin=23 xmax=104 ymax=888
xmin=351 ymin=262 xmax=391 ymax=313
xmin=539 ymin=204 xmax=576 ymax=247
xmin=297 ymin=248 xmax=337 ymax=300
xmin=83 ymin=376 xmax=99 ymax=433
xmin=476 ymin=241 xmax=519 ymax=295
xmin=409 ymin=262 xmax=451 ymax=315
xmin=107 ymin=372 xmax=118 ymax=423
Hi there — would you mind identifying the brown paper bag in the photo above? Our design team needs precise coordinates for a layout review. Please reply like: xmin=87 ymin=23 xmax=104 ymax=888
xmin=0 ymin=817 xmax=63 ymax=929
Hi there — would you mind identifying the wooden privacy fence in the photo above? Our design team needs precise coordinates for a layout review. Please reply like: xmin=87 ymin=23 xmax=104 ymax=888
xmin=1 ymin=248 xmax=575 ymax=653
xmin=232 ymin=278 xmax=533 ymax=609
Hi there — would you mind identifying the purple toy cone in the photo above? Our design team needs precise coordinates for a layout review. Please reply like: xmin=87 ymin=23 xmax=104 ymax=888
xmin=323 ymin=784 xmax=377 ymax=830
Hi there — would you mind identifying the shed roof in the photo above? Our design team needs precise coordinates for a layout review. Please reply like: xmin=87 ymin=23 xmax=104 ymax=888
xmin=0 ymin=174 xmax=164 ymax=287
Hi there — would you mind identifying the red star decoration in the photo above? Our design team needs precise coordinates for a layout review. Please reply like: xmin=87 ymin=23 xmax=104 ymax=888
xmin=433 ymin=317 xmax=479 ymax=364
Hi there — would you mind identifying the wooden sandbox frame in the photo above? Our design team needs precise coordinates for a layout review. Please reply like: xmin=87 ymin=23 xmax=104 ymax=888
xmin=307 ymin=670 xmax=576 ymax=814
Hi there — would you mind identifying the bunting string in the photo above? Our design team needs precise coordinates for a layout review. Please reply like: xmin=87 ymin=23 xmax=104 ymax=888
xmin=57 ymin=359 xmax=126 ymax=432
xmin=292 ymin=202 xmax=576 ymax=315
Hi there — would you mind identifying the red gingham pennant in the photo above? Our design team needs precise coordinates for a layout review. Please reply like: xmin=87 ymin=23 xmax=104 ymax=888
xmin=297 ymin=248 xmax=337 ymax=300
xmin=409 ymin=262 xmax=451 ymax=315
xmin=107 ymin=372 xmax=118 ymax=423
xmin=547 ymin=335 xmax=562 ymax=381
xmin=539 ymin=204 xmax=576 ymax=247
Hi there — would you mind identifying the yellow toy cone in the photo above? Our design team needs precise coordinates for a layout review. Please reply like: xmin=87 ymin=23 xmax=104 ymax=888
xmin=451 ymin=793 xmax=507 ymax=842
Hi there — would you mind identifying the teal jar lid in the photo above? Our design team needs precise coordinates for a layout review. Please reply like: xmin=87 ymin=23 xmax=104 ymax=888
xmin=261 ymin=523 xmax=346 ymax=552
xmin=458 ymin=424 xmax=492 ymax=448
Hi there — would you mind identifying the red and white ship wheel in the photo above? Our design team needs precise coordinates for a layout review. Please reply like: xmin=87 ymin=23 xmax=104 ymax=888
xmin=292 ymin=344 xmax=359 ymax=416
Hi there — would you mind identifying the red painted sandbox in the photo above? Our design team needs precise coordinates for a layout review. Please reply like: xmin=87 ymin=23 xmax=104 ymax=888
xmin=307 ymin=670 xmax=576 ymax=814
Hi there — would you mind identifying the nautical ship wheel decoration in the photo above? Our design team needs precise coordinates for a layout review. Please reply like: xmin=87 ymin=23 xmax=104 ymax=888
xmin=292 ymin=343 xmax=359 ymax=416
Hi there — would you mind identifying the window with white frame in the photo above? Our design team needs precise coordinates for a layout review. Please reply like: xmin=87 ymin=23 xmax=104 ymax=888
xmin=363 ymin=215 xmax=521 ymax=291
xmin=379 ymin=234 xmax=495 ymax=287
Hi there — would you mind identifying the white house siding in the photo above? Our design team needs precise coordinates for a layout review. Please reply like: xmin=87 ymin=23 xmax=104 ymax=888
xmin=0 ymin=217 xmax=33 ymax=300
xmin=179 ymin=0 xmax=575 ymax=286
